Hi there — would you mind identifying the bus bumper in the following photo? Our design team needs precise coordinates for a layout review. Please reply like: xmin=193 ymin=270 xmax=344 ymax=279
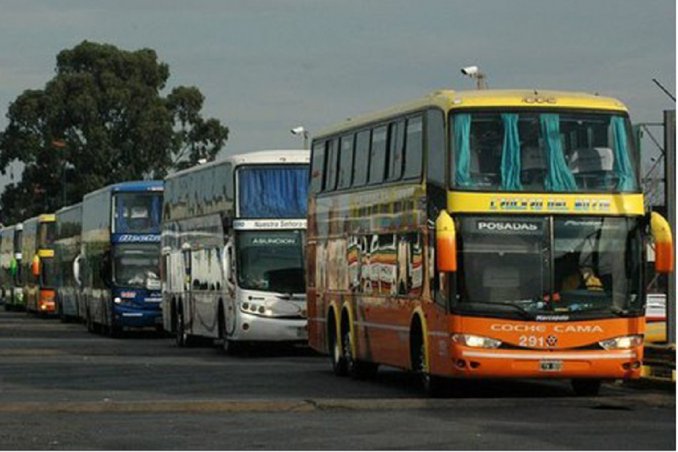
xmin=113 ymin=305 xmax=162 ymax=328
xmin=446 ymin=347 xmax=644 ymax=380
xmin=231 ymin=312 xmax=307 ymax=343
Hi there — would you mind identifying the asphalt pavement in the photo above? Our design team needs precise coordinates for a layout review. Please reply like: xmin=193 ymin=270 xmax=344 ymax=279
xmin=0 ymin=309 xmax=674 ymax=450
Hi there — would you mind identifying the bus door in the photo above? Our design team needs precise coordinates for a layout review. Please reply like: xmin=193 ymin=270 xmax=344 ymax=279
xmin=182 ymin=245 xmax=195 ymax=334
xmin=222 ymin=238 xmax=237 ymax=337
xmin=191 ymin=247 xmax=221 ymax=337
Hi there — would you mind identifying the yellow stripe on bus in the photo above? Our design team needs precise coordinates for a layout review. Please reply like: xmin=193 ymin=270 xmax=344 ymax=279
xmin=447 ymin=192 xmax=644 ymax=216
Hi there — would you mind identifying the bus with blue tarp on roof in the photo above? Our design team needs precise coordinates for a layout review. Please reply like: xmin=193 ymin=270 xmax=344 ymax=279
xmin=161 ymin=150 xmax=309 ymax=353
xmin=80 ymin=181 xmax=164 ymax=336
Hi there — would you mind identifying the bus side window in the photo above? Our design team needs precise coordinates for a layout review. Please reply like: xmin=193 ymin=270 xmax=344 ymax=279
xmin=403 ymin=116 xmax=423 ymax=180
xmin=426 ymin=109 xmax=447 ymax=217
xmin=387 ymin=120 xmax=405 ymax=181
xmin=337 ymin=134 xmax=355 ymax=190
xmin=309 ymin=141 xmax=326 ymax=194
xmin=352 ymin=130 xmax=371 ymax=187
xmin=324 ymin=139 xmax=339 ymax=192
xmin=369 ymin=125 xmax=388 ymax=185
xmin=426 ymin=109 xmax=446 ymax=186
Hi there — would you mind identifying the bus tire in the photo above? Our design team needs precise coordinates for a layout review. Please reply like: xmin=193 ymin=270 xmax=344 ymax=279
xmin=328 ymin=311 xmax=347 ymax=376
xmin=175 ymin=304 xmax=196 ymax=347
xmin=571 ymin=379 xmax=601 ymax=396
xmin=219 ymin=305 xmax=239 ymax=355
xmin=86 ymin=308 xmax=95 ymax=333
xmin=58 ymin=297 xmax=68 ymax=323
xmin=340 ymin=322 xmax=378 ymax=379
xmin=108 ymin=323 xmax=122 ymax=338
xmin=222 ymin=338 xmax=241 ymax=355
xmin=411 ymin=320 xmax=447 ymax=398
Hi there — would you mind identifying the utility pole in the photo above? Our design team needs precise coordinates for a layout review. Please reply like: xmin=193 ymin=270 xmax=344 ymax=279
xmin=664 ymin=110 xmax=675 ymax=343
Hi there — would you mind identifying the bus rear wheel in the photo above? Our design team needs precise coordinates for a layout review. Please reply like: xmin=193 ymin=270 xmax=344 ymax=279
xmin=341 ymin=328 xmax=378 ymax=379
xmin=328 ymin=316 xmax=347 ymax=376
xmin=571 ymin=379 xmax=601 ymax=396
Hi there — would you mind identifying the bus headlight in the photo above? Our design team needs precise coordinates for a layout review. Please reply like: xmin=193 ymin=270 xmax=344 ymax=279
xmin=240 ymin=302 xmax=274 ymax=317
xmin=452 ymin=334 xmax=502 ymax=349
xmin=114 ymin=297 xmax=122 ymax=304
xmin=598 ymin=335 xmax=643 ymax=350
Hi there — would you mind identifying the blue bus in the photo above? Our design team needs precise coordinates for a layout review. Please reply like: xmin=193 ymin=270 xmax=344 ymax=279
xmin=81 ymin=181 xmax=164 ymax=336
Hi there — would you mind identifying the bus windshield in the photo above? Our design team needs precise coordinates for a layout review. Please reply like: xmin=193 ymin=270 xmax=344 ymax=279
xmin=456 ymin=216 xmax=643 ymax=320
xmin=236 ymin=230 xmax=305 ymax=294
xmin=39 ymin=223 xmax=56 ymax=249
xmin=40 ymin=257 xmax=58 ymax=288
xmin=112 ymin=243 xmax=161 ymax=289
xmin=451 ymin=111 xmax=638 ymax=193
xmin=238 ymin=165 xmax=308 ymax=218
xmin=14 ymin=230 xmax=22 ymax=253
xmin=113 ymin=192 xmax=162 ymax=234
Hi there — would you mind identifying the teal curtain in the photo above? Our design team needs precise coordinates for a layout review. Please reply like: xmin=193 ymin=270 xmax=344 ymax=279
xmin=611 ymin=116 xmax=637 ymax=192
xmin=454 ymin=114 xmax=472 ymax=187
xmin=540 ymin=114 xmax=577 ymax=191
xmin=500 ymin=114 xmax=522 ymax=190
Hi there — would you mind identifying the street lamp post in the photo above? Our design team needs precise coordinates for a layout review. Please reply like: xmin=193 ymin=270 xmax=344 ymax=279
xmin=51 ymin=139 xmax=69 ymax=206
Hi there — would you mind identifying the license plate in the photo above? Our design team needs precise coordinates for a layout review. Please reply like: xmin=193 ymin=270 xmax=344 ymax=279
xmin=540 ymin=360 xmax=563 ymax=372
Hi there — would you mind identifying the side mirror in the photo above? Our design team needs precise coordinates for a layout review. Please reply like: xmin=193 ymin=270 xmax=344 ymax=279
xmin=223 ymin=241 xmax=235 ymax=284
xmin=73 ymin=255 xmax=82 ymax=288
xmin=31 ymin=255 xmax=41 ymax=278
xmin=9 ymin=258 xmax=18 ymax=278
xmin=435 ymin=210 xmax=457 ymax=273
xmin=650 ymin=212 xmax=674 ymax=273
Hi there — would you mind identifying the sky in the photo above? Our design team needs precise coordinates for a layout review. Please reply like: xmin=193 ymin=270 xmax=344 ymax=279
xmin=0 ymin=0 xmax=675 ymax=187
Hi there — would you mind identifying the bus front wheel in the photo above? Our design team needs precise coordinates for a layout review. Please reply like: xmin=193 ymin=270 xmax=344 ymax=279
xmin=175 ymin=305 xmax=196 ymax=347
xmin=411 ymin=325 xmax=447 ymax=398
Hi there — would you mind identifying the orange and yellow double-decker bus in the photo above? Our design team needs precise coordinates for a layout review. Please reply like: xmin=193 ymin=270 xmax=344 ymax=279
xmin=23 ymin=214 xmax=57 ymax=315
xmin=306 ymin=89 xmax=674 ymax=396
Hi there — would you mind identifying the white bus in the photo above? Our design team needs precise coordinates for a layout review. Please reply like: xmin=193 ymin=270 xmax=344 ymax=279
xmin=162 ymin=150 xmax=310 ymax=352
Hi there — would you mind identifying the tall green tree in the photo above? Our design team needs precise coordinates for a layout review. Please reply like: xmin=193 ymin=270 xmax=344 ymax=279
xmin=0 ymin=41 xmax=228 ymax=224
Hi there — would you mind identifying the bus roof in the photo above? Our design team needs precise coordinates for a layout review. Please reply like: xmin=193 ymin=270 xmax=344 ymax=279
xmin=55 ymin=202 xmax=82 ymax=216
xmin=21 ymin=214 xmax=54 ymax=225
xmin=314 ymin=89 xmax=629 ymax=139
xmin=165 ymin=150 xmax=309 ymax=181
xmin=0 ymin=225 xmax=16 ymax=237
xmin=83 ymin=180 xmax=163 ymax=200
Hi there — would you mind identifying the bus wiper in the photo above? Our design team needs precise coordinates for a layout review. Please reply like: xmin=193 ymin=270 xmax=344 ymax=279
xmin=463 ymin=301 xmax=534 ymax=319
xmin=610 ymin=306 xmax=634 ymax=317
